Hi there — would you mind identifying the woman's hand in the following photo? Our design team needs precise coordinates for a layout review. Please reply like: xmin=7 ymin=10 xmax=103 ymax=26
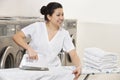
xmin=13 ymin=31 xmax=38 ymax=60
xmin=27 ymin=47 xmax=38 ymax=60
xmin=72 ymin=66 xmax=81 ymax=80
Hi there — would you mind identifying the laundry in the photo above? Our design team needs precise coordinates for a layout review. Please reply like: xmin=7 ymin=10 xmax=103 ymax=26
xmin=84 ymin=47 xmax=117 ymax=58
xmin=83 ymin=47 xmax=118 ymax=72
xmin=84 ymin=52 xmax=117 ymax=63
xmin=19 ymin=54 xmax=49 ymax=68
xmin=0 ymin=66 xmax=75 ymax=80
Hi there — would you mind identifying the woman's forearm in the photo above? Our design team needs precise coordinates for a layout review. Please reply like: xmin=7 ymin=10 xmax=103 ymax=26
xmin=69 ymin=50 xmax=81 ymax=67
xmin=13 ymin=31 xmax=38 ymax=59
xmin=13 ymin=31 xmax=31 ymax=50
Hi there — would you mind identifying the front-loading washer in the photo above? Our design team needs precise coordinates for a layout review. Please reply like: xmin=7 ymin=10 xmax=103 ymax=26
xmin=0 ymin=24 xmax=24 ymax=68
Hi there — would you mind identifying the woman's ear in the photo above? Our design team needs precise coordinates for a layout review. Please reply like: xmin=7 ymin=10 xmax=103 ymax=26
xmin=47 ymin=15 xmax=51 ymax=21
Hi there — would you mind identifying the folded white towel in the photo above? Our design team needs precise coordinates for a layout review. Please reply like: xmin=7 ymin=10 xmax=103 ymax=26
xmin=84 ymin=47 xmax=105 ymax=57
xmin=84 ymin=62 xmax=117 ymax=70
xmin=83 ymin=47 xmax=119 ymax=71
xmin=84 ymin=52 xmax=117 ymax=63
xmin=83 ymin=58 xmax=117 ymax=67
xmin=84 ymin=47 xmax=117 ymax=58
xmin=82 ymin=66 xmax=120 ymax=74
xmin=83 ymin=57 xmax=117 ymax=67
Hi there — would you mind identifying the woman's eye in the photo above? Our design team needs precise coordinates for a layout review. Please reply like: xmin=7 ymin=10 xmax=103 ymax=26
xmin=57 ymin=14 xmax=60 ymax=16
xmin=57 ymin=14 xmax=64 ymax=16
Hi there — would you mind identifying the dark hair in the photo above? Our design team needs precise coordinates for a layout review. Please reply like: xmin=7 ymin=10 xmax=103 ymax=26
xmin=40 ymin=2 xmax=63 ymax=21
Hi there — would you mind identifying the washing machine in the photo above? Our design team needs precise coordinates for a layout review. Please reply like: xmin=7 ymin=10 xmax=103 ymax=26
xmin=59 ymin=19 xmax=77 ymax=66
xmin=0 ymin=23 xmax=24 ymax=69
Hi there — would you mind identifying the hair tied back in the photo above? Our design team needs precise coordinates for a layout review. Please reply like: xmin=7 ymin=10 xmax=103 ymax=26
xmin=40 ymin=6 xmax=47 ymax=15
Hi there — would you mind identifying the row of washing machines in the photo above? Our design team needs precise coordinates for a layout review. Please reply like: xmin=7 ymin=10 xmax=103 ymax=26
xmin=0 ymin=18 xmax=77 ymax=68
xmin=0 ymin=24 xmax=24 ymax=68
xmin=0 ymin=17 xmax=39 ymax=69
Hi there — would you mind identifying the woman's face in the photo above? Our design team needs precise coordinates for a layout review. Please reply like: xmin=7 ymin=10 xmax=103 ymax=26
xmin=48 ymin=8 xmax=64 ymax=27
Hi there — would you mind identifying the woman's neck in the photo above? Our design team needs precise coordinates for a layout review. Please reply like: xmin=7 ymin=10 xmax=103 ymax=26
xmin=46 ymin=22 xmax=59 ymax=31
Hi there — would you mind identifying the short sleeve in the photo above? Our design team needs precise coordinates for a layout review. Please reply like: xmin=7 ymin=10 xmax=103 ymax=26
xmin=63 ymin=31 xmax=75 ymax=52
xmin=21 ymin=23 xmax=36 ymax=38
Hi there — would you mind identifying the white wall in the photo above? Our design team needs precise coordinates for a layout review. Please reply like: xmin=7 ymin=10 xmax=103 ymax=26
xmin=62 ymin=0 xmax=120 ymax=24
xmin=1 ymin=0 xmax=120 ymax=23
xmin=77 ymin=22 xmax=120 ymax=57
xmin=0 ymin=0 xmax=39 ymax=16
xmin=0 ymin=0 xmax=63 ymax=17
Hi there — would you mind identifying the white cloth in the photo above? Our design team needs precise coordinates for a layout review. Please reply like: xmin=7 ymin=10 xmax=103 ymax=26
xmin=21 ymin=22 xmax=75 ymax=67
xmin=84 ymin=47 xmax=117 ymax=58
xmin=0 ymin=66 xmax=75 ymax=80
xmin=82 ymin=66 xmax=120 ymax=74
xmin=83 ymin=47 xmax=118 ymax=71
xmin=19 ymin=54 xmax=48 ymax=68
xmin=0 ymin=66 xmax=120 ymax=80
xmin=84 ymin=53 xmax=117 ymax=63
xmin=84 ymin=62 xmax=118 ymax=71
xmin=84 ymin=57 xmax=117 ymax=68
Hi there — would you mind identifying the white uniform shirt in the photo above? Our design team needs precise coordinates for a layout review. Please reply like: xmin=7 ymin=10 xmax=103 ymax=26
xmin=21 ymin=22 xmax=75 ymax=67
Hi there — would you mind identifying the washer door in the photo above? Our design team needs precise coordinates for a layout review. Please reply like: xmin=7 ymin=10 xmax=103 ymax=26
xmin=0 ymin=46 xmax=14 ymax=68
xmin=15 ymin=50 xmax=24 ymax=67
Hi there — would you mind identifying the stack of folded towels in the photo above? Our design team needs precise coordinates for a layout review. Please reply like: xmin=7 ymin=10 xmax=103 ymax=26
xmin=83 ymin=47 xmax=118 ymax=72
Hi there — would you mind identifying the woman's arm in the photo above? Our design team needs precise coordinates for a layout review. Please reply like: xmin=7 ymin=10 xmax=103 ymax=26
xmin=69 ymin=49 xmax=81 ymax=80
xmin=13 ymin=31 xmax=38 ymax=60
xmin=13 ymin=31 xmax=30 ymax=50
xmin=69 ymin=49 xmax=81 ymax=67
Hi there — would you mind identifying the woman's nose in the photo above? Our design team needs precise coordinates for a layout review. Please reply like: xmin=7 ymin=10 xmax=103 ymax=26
xmin=60 ymin=16 xmax=64 ymax=20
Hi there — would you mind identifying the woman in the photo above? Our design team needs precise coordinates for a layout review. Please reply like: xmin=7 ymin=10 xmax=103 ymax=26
xmin=13 ymin=2 xmax=81 ymax=80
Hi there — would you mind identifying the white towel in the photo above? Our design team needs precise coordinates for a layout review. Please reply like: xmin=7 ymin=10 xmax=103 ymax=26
xmin=0 ymin=67 xmax=75 ymax=80
xmin=84 ymin=62 xmax=117 ymax=71
xmin=83 ymin=57 xmax=117 ymax=67
xmin=84 ymin=47 xmax=105 ymax=57
xmin=83 ymin=47 xmax=118 ymax=71
xmin=82 ymin=66 xmax=120 ymax=74
xmin=84 ymin=58 xmax=117 ymax=70
xmin=84 ymin=47 xmax=117 ymax=58
xmin=84 ymin=52 xmax=117 ymax=63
